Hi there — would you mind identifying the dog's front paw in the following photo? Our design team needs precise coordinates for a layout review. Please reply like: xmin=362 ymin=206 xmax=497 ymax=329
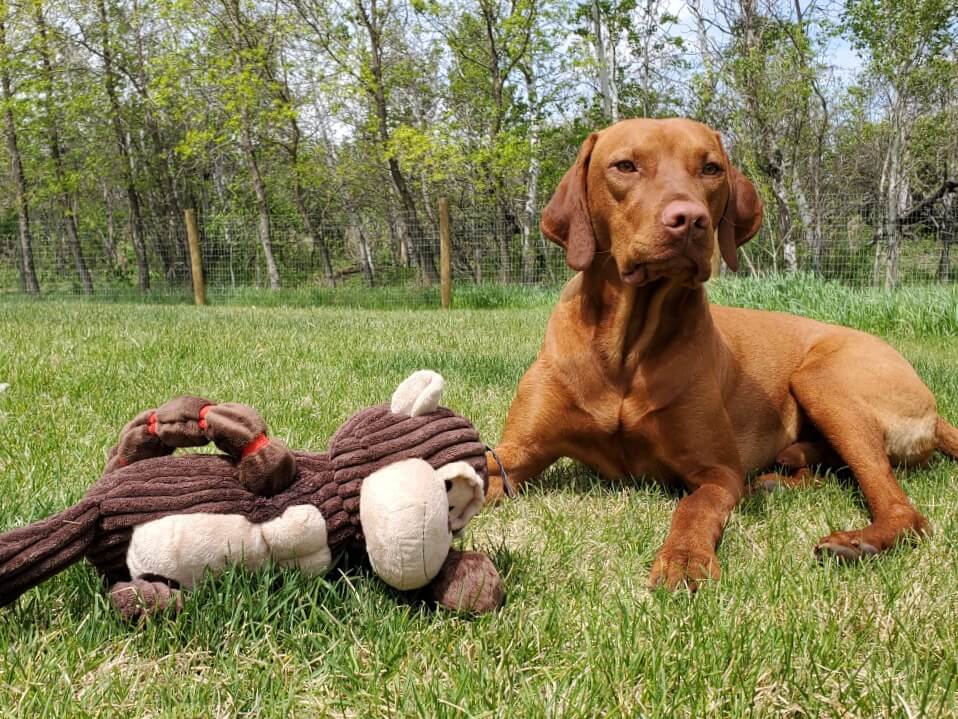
xmin=815 ymin=513 xmax=930 ymax=562
xmin=483 ymin=475 xmax=507 ymax=505
xmin=815 ymin=505 xmax=930 ymax=562
xmin=648 ymin=542 xmax=720 ymax=592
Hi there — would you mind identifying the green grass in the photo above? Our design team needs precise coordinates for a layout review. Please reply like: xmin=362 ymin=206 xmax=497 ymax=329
xmin=0 ymin=276 xmax=956 ymax=717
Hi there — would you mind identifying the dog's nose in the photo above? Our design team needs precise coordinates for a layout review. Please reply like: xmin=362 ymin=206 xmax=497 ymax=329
xmin=661 ymin=201 xmax=709 ymax=240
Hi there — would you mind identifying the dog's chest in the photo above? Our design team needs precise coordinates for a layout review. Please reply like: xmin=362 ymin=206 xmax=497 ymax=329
xmin=564 ymin=386 xmax=677 ymax=480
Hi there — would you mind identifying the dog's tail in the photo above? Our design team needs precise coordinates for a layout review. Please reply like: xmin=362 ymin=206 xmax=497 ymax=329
xmin=0 ymin=499 xmax=98 ymax=607
xmin=937 ymin=417 xmax=958 ymax=461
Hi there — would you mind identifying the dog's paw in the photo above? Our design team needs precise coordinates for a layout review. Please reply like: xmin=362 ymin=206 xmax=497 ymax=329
xmin=648 ymin=543 xmax=720 ymax=592
xmin=815 ymin=511 xmax=930 ymax=562
xmin=750 ymin=468 xmax=815 ymax=495
xmin=483 ymin=475 xmax=506 ymax=506
xmin=814 ymin=532 xmax=880 ymax=562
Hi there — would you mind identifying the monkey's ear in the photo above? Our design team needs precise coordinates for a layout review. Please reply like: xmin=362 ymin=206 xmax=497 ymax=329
xmin=437 ymin=461 xmax=484 ymax=533
xmin=391 ymin=370 xmax=443 ymax=416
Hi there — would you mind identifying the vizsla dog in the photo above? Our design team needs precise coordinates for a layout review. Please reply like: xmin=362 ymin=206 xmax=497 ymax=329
xmin=487 ymin=118 xmax=958 ymax=590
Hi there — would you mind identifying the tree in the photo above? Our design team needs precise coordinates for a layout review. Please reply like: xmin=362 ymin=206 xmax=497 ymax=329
xmin=0 ymin=2 xmax=39 ymax=294
xmin=88 ymin=0 xmax=151 ymax=290
xmin=292 ymin=0 xmax=440 ymax=283
xmin=844 ymin=0 xmax=957 ymax=287
xmin=32 ymin=0 xmax=93 ymax=294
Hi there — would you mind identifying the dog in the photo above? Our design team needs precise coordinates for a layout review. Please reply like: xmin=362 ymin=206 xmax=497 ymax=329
xmin=486 ymin=117 xmax=958 ymax=590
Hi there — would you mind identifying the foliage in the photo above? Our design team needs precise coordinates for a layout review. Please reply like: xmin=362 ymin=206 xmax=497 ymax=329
xmin=0 ymin=1 xmax=955 ymax=290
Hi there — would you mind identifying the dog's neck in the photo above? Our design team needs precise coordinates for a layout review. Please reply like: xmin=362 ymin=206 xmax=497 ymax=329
xmin=578 ymin=261 xmax=714 ymax=370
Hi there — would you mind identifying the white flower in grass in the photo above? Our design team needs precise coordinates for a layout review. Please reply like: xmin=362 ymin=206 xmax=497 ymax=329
xmin=0 ymin=383 xmax=8 ymax=394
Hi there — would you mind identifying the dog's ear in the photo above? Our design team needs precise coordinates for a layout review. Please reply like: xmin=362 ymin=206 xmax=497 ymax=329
xmin=717 ymin=163 xmax=763 ymax=272
xmin=541 ymin=132 xmax=599 ymax=271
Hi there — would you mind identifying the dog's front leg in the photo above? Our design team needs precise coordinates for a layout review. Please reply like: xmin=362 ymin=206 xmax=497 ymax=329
xmin=648 ymin=468 xmax=744 ymax=591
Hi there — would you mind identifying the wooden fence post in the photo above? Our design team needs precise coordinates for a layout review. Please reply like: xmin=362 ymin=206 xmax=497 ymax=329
xmin=439 ymin=197 xmax=452 ymax=308
xmin=184 ymin=209 xmax=207 ymax=305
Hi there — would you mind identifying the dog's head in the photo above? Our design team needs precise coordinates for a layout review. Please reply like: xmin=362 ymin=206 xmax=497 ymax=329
xmin=541 ymin=118 xmax=763 ymax=285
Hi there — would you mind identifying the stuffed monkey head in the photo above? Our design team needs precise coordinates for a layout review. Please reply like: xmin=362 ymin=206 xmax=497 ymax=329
xmin=329 ymin=371 xmax=487 ymax=591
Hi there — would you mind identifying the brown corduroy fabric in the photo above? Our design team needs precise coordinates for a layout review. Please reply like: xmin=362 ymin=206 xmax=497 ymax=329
xmin=0 ymin=399 xmax=489 ymax=614
xmin=329 ymin=405 xmax=488 ymax=491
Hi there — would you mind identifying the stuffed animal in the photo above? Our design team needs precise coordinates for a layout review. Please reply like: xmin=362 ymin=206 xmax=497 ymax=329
xmin=0 ymin=371 xmax=504 ymax=619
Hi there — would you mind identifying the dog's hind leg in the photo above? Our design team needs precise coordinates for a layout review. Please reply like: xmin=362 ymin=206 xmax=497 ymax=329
xmin=752 ymin=440 xmax=841 ymax=493
xmin=938 ymin=417 xmax=958 ymax=460
xmin=752 ymin=466 xmax=815 ymax=493
xmin=790 ymin=365 xmax=931 ymax=561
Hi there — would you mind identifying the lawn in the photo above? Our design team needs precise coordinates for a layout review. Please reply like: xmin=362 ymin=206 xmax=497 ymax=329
xmin=1 ymin=276 xmax=957 ymax=718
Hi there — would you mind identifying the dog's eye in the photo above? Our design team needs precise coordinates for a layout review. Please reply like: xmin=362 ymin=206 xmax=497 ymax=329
xmin=702 ymin=162 xmax=723 ymax=176
xmin=614 ymin=160 xmax=637 ymax=173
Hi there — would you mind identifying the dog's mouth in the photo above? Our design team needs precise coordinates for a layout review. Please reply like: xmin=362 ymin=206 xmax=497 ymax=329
xmin=621 ymin=264 xmax=650 ymax=286
xmin=620 ymin=255 xmax=703 ymax=286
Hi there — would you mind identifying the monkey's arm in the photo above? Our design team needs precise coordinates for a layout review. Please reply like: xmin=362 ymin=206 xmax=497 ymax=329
xmin=104 ymin=396 xmax=296 ymax=496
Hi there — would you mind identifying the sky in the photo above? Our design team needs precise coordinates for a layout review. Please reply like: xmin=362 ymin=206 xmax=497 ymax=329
xmin=667 ymin=0 xmax=864 ymax=75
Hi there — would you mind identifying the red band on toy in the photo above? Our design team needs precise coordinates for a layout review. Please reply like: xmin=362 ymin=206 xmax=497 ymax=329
xmin=241 ymin=433 xmax=270 ymax=458
xmin=198 ymin=404 xmax=212 ymax=430
xmin=116 ymin=457 xmax=128 ymax=467
xmin=147 ymin=413 xmax=158 ymax=435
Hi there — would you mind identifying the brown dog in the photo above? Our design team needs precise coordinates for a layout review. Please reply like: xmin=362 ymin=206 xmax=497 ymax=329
xmin=487 ymin=118 xmax=958 ymax=590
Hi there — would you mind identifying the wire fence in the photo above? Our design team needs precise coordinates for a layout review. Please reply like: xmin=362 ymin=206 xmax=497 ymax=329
xmin=1 ymin=194 xmax=956 ymax=300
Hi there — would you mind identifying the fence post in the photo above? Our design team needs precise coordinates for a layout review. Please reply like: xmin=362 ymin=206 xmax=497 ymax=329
xmin=184 ymin=209 xmax=207 ymax=306
xmin=439 ymin=197 xmax=452 ymax=308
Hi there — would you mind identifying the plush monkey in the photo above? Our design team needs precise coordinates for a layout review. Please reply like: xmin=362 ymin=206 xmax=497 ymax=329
xmin=0 ymin=371 xmax=504 ymax=619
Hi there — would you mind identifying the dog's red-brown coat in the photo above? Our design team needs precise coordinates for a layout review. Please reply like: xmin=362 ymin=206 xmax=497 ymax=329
xmin=487 ymin=118 xmax=958 ymax=590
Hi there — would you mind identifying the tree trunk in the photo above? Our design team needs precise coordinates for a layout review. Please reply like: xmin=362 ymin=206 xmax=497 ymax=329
xmin=479 ymin=1 xmax=514 ymax=284
xmin=245 ymin=143 xmax=280 ymax=289
xmin=33 ymin=4 xmax=93 ymax=294
xmin=131 ymin=0 xmax=187 ymax=280
xmin=97 ymin=0 xmax=149 ymax=290
xmin=260 ymin=43 xmax=335 ymax=288
xmin=791 ymin=164 xmax=818 ymax=273
xmin=591 ymin=0 xmax=618 ymax=122
xmin=882 ymin=115 xmax=908 ymax=289
xmin=293 ymin=178 xmax=334 ymax=286
xmin=0 ymin=15 xmax=39 ymax=295
xmin=938 ymin=236 xmax=951 ymax=281
xmin=288 ymin=117 xmax=333 ymax=286
xmin=688 ymin=0 xmax=719 ymax=121
xmin=354 ymin=0 xmax=438 ymax=284
xmin=520 ymin=65 xmax=542 ymax=283
xmin=495 ymin=213 xmax=510 ymax=284
xmin=763 ymin=155 xmax=797 ymax=273
xmin=347 ymin=217 xmax=374 ymax=287
xmin=226 ymin=0 xmax=280 ymax=290
xmin=101 ymin=184 xmax=120 ymax=267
